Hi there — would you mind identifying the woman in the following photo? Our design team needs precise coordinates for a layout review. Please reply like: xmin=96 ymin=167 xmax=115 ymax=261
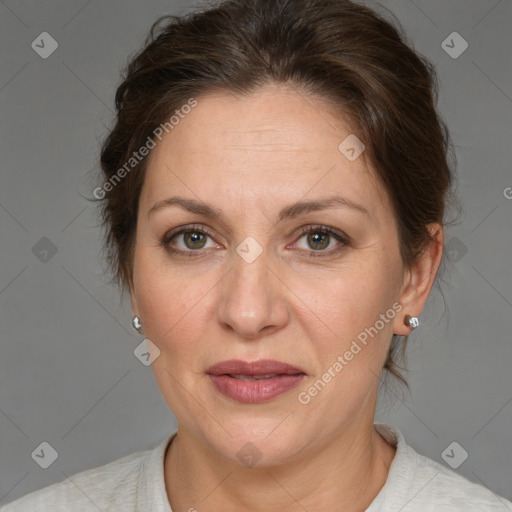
xmin=3 ymin=0 xmax=511 ymax=510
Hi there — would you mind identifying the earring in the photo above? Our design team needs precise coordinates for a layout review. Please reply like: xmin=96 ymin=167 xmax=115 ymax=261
xmin=132 ymin=316 xmax=143 ymax=333
xmin=404 ymin=314 xmax=419 ymax=330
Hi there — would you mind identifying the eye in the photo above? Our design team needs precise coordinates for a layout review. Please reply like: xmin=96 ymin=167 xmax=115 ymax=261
xmin=162 ymin=224 xmax=219 ymax=255
xmin=292 ymin=225 xmax=349 ymax=255
xmin=161 ymin=224 xmax=349 ymax=257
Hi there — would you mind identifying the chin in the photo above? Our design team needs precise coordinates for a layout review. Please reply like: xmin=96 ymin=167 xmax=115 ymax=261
xmin=201 ymin=419 xmax=308 ymax=468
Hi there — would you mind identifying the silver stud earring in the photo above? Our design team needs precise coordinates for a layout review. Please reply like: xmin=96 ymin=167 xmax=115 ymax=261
xmin=404 ymin=314 xmax=419 ymax=330
xmin=132 ymin=316 xmax=143 ymax=333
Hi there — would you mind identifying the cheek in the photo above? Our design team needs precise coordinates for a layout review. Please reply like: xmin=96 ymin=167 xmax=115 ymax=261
xmin=290 ymin=255 xmax=399 ymax=365
xmin=133 ymin=253 xmax=215 ymax=350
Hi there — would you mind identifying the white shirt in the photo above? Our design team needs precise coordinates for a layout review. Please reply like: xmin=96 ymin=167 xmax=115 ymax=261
xmin=2 ymin=423 xmax=511 ymax=511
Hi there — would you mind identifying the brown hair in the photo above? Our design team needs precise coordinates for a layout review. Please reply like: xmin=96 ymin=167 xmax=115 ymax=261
xmin=97 ymin=0 xmax=458 ymax=387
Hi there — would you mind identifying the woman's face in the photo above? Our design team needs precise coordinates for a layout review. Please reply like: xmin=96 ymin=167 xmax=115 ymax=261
xmin=130 ymin=84 xmax=437 ymax=465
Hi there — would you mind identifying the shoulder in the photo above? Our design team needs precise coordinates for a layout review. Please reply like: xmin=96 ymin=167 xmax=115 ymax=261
xmin=372 ymin=423 xmax=512 ymax=511
xmin=1 ymin=446 xmax=150 ymax=512
xmin=412 ymin=450 xmax=512 ymax=510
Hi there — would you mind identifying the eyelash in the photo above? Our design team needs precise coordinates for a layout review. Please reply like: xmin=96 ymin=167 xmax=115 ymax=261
xmin=161 ymin=224 xmax=350 ymax=258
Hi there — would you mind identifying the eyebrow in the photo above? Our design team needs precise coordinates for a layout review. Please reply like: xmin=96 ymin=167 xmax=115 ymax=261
xmin=147 ymin=195 xmax=369 ymax=223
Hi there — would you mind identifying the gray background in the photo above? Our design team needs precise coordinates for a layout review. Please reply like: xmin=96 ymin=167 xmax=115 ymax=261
xmin=1 ymin=0 xmax=511 ymax=506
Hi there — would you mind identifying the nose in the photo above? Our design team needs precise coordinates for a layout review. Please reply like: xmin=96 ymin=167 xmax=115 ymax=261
xmin=216 ymin=248 xmax=290 ymax=340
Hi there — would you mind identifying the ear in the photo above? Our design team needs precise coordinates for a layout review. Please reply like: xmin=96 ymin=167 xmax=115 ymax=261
xmin=128 ymin=279 xmax=140 ymax=319
xmin=393 ymin=223 xmax=444 ymax=336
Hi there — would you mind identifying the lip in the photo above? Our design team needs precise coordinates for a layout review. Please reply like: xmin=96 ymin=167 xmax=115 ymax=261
xmin=207 ymin=359 xmax=306 ymax=404
xmin=206 ymin=359 xmax=306 ymax=376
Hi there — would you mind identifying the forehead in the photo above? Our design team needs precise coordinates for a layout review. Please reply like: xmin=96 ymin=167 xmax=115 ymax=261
xmin=141 ymin=85 xmax=389 ymax=221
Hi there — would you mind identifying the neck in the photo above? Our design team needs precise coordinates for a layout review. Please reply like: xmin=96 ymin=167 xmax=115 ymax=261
xmin=164 ymin=418 xmax=396 ymax=512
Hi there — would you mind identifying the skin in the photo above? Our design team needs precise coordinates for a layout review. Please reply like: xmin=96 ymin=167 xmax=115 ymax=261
xmin=130 ymin=84 xmax=443 ymax=512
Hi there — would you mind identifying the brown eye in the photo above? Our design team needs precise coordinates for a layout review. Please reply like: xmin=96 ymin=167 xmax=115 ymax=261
xmin=162 ymin=224 xmax=219 ymax=256
xmin=292 ymin=225 xmax=350 ymax=257
xmin=307 ymin=231 xmax=331 ymax=250
xmin=182 ymin=231 xmax=207 ymax=249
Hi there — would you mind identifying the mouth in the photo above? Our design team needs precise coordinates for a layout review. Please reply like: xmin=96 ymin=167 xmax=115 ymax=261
xmin=206 ymin=359 xmax=306 ymax=403
xmin=206 ymin=358 xmax=306 ymax=377
xmin=225 ymin=373 xmax=296 ymax=381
